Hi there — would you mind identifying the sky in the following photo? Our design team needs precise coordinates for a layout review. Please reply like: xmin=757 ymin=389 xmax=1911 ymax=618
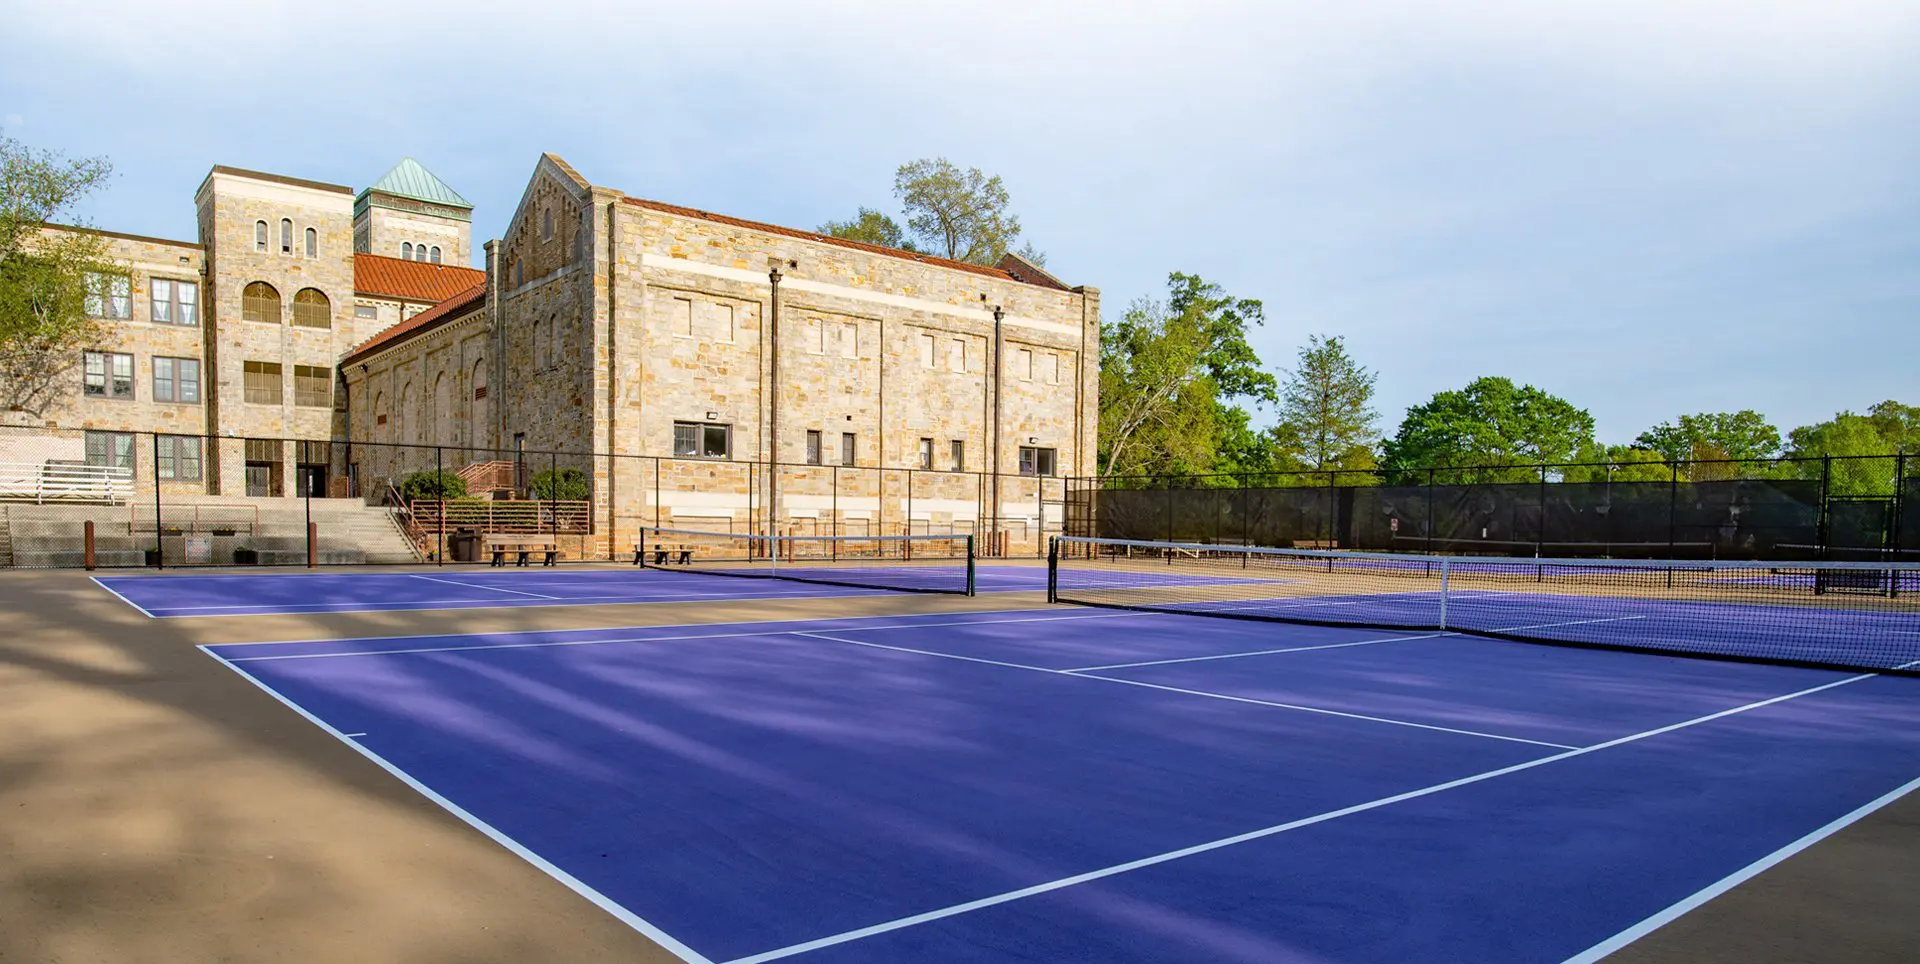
xmin=3 ymin=0 xmax=1915 ymax=443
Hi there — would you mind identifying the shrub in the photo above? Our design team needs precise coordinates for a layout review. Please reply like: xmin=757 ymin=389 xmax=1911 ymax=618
xmin=398 ymin=469 xmax=468 ymax=501
xmin=530 ymin=466 xmax=590 ymax=501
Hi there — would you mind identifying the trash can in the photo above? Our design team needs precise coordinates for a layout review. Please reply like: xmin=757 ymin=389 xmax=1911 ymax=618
xmin=450 ymin=529 xmax=481 ymax=563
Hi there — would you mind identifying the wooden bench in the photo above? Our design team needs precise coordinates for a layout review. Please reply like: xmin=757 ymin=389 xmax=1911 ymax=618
xmin=1290 ymin=540 xmax=1337 ymax=550
xmin=487 ymin=536 xmax=558 ymax=567
xmin=633 ymin=543 xmax=694 ymax=566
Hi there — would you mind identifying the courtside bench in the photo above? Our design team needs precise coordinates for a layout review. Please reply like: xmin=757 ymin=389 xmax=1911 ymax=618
xmin=633 ymin=543 xmax=694 ymax=565
xmin=487 ymin=535 xmax=558 ymax=567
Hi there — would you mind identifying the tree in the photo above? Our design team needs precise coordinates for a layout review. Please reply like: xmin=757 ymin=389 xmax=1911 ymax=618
xmin=1097 ymin=297 xmax=1215 ymax=479
xmin=1864 ymin=400 xmax=1920 ymax=454
xmin=893 ymin=158 xmax=1023 ymax=265
xmin=1564 ymin=444 xmax=1672 ymax=483
xmin=1634 ymin=410 xmax=1781 ymax=470
xmin=0 ymin=135 xmax=118 ymax=415
xmin=1274 ymin=334 xmax=1377 ymax=472
xmin=1381 ymin=376 xmax=1596 ymax=482
xmin=818 ymin=207 xmax=917 ymax=252
xmin=1164 ymin=272 xmax=1277 ymax=403
xmin=1784 ymin=409 xmax=1906 ymax=496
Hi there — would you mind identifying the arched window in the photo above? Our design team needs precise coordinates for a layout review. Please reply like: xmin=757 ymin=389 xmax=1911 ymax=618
xmin=373 ymin=391 xmax=388 ymax=431
xmin=398 ymin=383 xmax=414 ymax=445
xmin=542 ymin=209 xmax=553 ymax=240
xmin=429 ymin=246 xmax=441 ymax=265
xmin=433 ymin=371 xmax=451 ymax=446
xmin=513 ymin=260 xmax=523 ymax=287
xmin=280 ymin=219 xmax=293 ymax=254
xmin=470 ymin=357 xmax=488 ymax=448
xmin=416 ymin=244 xmax=428 ymax=262
xmin=241 ymin=282 xmax=281 ymax=323
xmin=254 ymin=221 xmax=268 ymax=252
xmin=401 ymin=242 xmax=412 ymax=260
xmin=304 ymin=227 xmax=317 ymax=257
xmin=291 ymin=288 xmax=331 ymax=329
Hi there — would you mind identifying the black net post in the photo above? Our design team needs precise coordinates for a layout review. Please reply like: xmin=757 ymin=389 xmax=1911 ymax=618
xmin=1045 ymin=536 xmax=1057 ymax=602
xmin=151 ymin=431 xmax=163 ymax=569
xmin=435 ymin=445 xmax=445 ymax=566
xmin=968 ymin=535 xmax=978 ymax=596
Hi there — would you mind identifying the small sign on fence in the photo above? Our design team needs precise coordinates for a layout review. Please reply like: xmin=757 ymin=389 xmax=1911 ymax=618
xmin=184 ymin=535 xmax=212 ymax=565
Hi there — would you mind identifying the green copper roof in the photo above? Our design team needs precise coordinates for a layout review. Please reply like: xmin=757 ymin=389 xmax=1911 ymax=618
xmin=364 ymin=157 xmax=471 ymax=209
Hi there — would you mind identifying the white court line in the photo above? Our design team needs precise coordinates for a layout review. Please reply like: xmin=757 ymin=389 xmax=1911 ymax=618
xmin=788 ymin=631 xmax=1575 ymax=750
xmin=1489 ymin=615 xmax=1647 ymax=633
xmin=90 ymin=575 xmax=157 ymax=619
xmin=1562 ymin=772 xmax=1920 ymax=963
xmin=341 ymin=732 xmax=368 ymax=738
xmin=143 ymin=586 xmax=893 ymax=618
xmin=723 ymin=671 xmax=1885 ymax=964
xmin=1062 ymin=632 xmax=1448 ymax=672
xmin=223 ymin=610 xmax=1142 ymax=662
xmin=199 ymin=647 xmax=715 ymax=964
xmin=410 ymin=574 xmax=562 ymax=599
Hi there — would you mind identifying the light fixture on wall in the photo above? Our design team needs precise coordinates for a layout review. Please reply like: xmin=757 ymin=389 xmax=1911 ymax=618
xmin=1028 ymin=437 xmax=1038 ymax=444
xmin=705 ymin=411 xmax=719 ymax=421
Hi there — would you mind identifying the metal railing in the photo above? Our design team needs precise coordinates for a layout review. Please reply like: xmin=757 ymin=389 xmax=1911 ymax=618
xmin=0 ymin=462 xmax=135 ymax=504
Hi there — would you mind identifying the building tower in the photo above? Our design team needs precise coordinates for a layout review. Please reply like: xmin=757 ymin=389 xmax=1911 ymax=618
xmin=353 ymin=158 xmax=473 ymax=266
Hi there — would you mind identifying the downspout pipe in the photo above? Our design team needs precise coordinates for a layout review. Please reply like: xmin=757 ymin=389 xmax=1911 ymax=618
xmin=768 ymin=265 xmax=782 ymax=544
xmin=991 ymin=304 xmax=1004 ymax=552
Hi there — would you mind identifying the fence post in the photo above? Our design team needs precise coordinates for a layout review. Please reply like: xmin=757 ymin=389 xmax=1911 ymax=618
xmin=84 ymin=520 xmax=95 ymax=571
xmin=1425 ymin=468 xmax=1435 ymax=554
xmin=435 ymin=445 xmax=444 ymax=566
xmin=151 ymin=432 xmax=163 ymax=569
xmin=306 ymin=481 xmax=315 ymax=569
xmin=1818 ymin=455 xmax=1833 ymax=560
xmin=653 ymin=457 xmax=661 ymax=531
xmin=1536 ymin=463 xmax=1547 ymax=561
xmin=1667 ymin=462 xmax=1679 ymax=587
xmin=549 ymin=450 xmax=558 ymax=558
xmin=832 ymin=465 xmax=839 ymax=558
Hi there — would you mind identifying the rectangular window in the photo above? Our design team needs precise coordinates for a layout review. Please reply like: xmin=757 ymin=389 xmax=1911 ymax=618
xmin=918 ymin=438 xmax=934 ymax=470
xmin=85 ymin=273 xmax=132 ymax=319
xmin=1017 ymin=348 xmax=1034 ymax=381
xmin=354 ymin=304 xmax=379 ymax=319
xmin=243 ymin=361 xmax=283 ymax=405
xmin=1019 ymin=445 xmax=1058 ymax=477
xmin=672 ymin=421 xmax=730 ymax=459
xmin=806 ymin=430 xmax=822 ymax=465
xmin=671 ymin=298 xmax=693 ymax=338
xmin=919 ymin=333 xmax=936 ymax=368
xmin=156 ymin=435 xmax=202 ymax=481
xmin=949 ymin=338 xmax=966 ymax=373
xmin=83 ymin=352 xmax=134 ymax=400
xmin=152 ymin=357 xmax=200 ymax=403
xmin=294 ymin=365 xmax=331 ymax=408
xmin=840 ymin=432 xmax=856 ymax=466
xmin=84 ymin=431 xmax=136 ymax=476
xmin=244 ymin=438 xmax=282 ymax=463
xmin=951 ymin=439 xmax=964 ymax=472
xmin=296 ymin=440 xmax=331 ymax=465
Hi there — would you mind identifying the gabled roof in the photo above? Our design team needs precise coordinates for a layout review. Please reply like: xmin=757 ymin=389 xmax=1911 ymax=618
xmin=621 ymin=196 xmax=1022 ymax=284
xmin=363 ymin=157 xmax=471 ymax=208
xmin=353 ymin=253 xmax=485 ymax=303
xmin=342 ymin=283 xmax=487 ymax=366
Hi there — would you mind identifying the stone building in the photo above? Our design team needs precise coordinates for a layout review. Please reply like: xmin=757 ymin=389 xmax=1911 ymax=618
xmin=341 ymin=154 xmax=1099 ymax=552
xmin=6 ymin=152 xmax=1099 ymax=557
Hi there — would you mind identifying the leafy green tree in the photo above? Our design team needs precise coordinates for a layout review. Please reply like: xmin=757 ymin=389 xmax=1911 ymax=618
xmin=893 ymin=158 xmax=1024 ymax=265
xmin=1164 ymin=272 xmax=1277 ymax=403
xmin=1564 ymin=444 xmax=1673 ymax=483
xmin=1864 ymin=400 xmax=1920 ymax=454
xmin=1785 ymin=410 xmax=1905 ymax=495
xmin=1634 ymin=411 xmax=1781 ymax=473
xmin=1382 ymin=376 xmax=1596 ymax=482
xmin=1274 ymin=334 xmax=1377 ymax=472
xmin=1097 ymin=297 xmax=1215 ymax=479
xmin=0 ymin=135 xmax=118 ymax=415
xmin=818 ymin=207 xmax=918 ymax=252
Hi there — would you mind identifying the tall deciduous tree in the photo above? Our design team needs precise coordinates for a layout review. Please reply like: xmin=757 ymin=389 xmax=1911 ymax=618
xmin=1097 ymin=297 xmax=1215 ymax=479
xmin=0 ymin=135 xmax=117 ymax=415
xmin=1564 ymin=443 xmax=1673 ymax=483
xmin=1274 ymin=334 xmax=1377 ymax=472
xmin=1635 ymin=410 xmax=1781 ymax=466
xmin=818 ymin=207 xmax=917 ymax=252
xmin=1784 ymin=405 xmax=1912 ymax=495
xmin=893 ymin=158 xmax=1024 ymax=265
xmin=1382 ymin=376 xmax=1595 ymax=482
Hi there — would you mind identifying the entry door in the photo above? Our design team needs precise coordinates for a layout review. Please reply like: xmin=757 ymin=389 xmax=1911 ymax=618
xmin=296 ymin=465 xmax=328 ymax=498
xmin=245 ymin=463 xmax=271 ymax=498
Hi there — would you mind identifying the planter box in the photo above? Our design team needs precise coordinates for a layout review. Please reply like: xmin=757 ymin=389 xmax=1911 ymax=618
xmin=232 ymin=548 xmax=259 ymax=565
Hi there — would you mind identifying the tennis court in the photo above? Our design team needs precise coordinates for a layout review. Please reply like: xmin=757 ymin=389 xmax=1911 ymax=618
xmin=194 ymin=536 xmax=1920 ymax=964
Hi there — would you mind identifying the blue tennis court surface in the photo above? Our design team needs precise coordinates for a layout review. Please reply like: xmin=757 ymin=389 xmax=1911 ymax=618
xmin=204 ymin=608 xmax=1920 ymax=964
xmin=97 ymin=565 xmax=1144 ymax=617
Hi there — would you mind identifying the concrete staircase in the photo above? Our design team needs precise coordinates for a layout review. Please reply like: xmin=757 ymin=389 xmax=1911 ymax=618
xmin=3 ymin=496 xmax=422 ymax=568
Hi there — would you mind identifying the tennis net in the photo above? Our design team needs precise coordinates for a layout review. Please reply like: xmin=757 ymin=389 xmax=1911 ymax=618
xmin=640 ymin=527 xmax=975 ymax=595
xmin=1049 ymin=536 xmax=1920 ymax=674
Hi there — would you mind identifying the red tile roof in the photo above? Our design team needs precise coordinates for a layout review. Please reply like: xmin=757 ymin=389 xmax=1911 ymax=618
xmin=353 ymin=253 xmax=485 ymax=303
xmin=621 ymin=197 xmax=1027 ymax=284
xmin=342 ymin=283 xmax=487 ymax=365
